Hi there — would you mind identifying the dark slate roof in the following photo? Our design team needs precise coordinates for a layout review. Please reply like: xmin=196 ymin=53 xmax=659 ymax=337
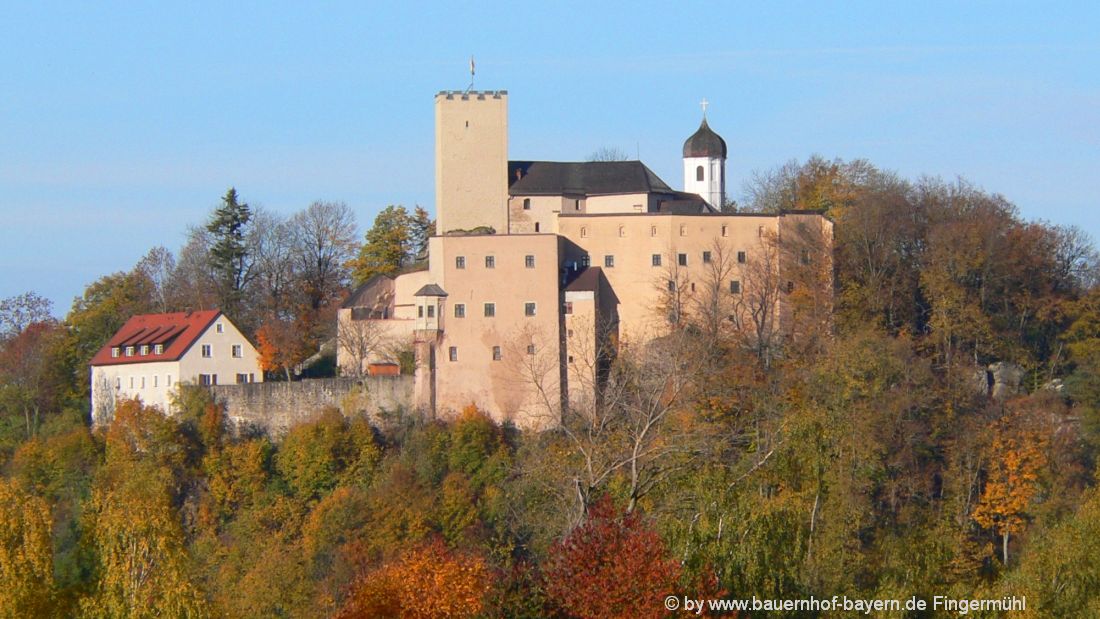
xmin=564 ymin=267 xmax=603 ymax=292
xmin=508 ymin=161 xmax=673 ymax=196
xmin=413 ymin=284 xmax=448 ymax=297
xmin=682 ymin=118 xmax=727 ymax=158
xmin=656 ymin=191 xmax=716 ymax=214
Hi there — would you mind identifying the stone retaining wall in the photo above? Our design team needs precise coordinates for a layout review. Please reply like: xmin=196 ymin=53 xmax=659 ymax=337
xmin=209 ymin=376 xmax=413 ymax=436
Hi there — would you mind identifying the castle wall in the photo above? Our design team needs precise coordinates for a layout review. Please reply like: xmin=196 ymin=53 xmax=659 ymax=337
xmin=210 ymin=376 xmax=413 ymax=436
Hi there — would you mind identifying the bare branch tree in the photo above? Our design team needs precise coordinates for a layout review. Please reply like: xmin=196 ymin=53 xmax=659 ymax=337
xmin=336 ymin=312 xmax=390 ymax=379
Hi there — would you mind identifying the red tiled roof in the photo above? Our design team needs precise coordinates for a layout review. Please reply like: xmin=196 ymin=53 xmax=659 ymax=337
xmin=89 ymin=310 xmax=222 ymax=366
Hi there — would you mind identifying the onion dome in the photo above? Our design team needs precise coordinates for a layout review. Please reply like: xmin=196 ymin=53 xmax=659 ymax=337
xmin=682 ymin=118 xmax=727 ymax=158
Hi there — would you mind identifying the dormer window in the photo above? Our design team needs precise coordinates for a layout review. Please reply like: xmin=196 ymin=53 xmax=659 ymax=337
xmin=125 ymin=346 xmax=135 ymax=357
xmin=111 ymin=347 xmax=120 ymax=358
xmin=154 ymin=344 xmax=163 ymax=355
xmin=139 ymin=345 xmax=149 ymax=355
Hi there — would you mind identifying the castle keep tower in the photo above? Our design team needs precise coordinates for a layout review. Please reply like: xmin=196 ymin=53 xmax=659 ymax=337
xmin=434 ymin=90 xmax=509 ymax=234
xmin=682 ymin=111 xmax=727 ymax=210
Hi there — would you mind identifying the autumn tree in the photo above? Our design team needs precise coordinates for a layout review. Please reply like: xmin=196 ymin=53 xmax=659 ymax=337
xmin=349 ymin=205 xmax=417 ymax=285
xmin=336 ymin=539 xmax=492 ymax=619
xmin=0 ymin=321 xmax=61 ymax=439
xmin=544 ymin=496 xmax=680 ymax=619
xmin=79 ymin=400 xmax=207 ymax=618
xmin=255 ymin=314 xmax=314 ymax=381
xmin=972 ymin=415 xmax=1047 ymax=565
xmin=0 ymin=478 xmax=55 ymax=618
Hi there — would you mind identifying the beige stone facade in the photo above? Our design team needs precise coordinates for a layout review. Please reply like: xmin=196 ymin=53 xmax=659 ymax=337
xmin=339 ymin=90 xmax=833 ymax=429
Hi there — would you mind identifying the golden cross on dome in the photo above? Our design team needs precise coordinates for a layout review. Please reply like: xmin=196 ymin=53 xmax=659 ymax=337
xmin=700 ymin=98 xmax=709 ymax=118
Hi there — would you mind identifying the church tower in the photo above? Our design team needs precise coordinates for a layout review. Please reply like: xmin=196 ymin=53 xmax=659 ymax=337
xmin=682 ymin=104 xmax=727 ymax=210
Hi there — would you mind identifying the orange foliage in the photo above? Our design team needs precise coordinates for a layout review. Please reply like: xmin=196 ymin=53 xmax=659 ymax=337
xmin=336 ymin=538 xmax=491 ymax=619
xmin=255 ymin=315 xmax=313 ymax=379
xmin=973 ymin=413 xmax=1048 ymax=563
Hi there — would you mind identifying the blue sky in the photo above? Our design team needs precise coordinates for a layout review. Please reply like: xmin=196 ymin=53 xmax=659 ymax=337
xmin=2 ymin=2 xmax=1097 ymax=313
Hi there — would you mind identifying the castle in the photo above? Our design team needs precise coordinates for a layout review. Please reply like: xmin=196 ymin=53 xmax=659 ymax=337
xmin=338 ymin=90 xmax=833 ymax=429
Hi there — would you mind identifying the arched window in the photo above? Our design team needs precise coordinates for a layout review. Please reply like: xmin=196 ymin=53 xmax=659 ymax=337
xmin=696 ymin=165 xmax=704 ymax=181
xmin=523 ymin=198 xmax=531 ymax=210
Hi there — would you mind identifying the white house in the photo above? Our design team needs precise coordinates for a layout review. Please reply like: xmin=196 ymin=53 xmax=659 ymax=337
xmin=89 ymin=309 xmax=262 ymax=425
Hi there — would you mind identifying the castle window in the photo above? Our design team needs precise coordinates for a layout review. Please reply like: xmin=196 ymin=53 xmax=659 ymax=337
xmin=484 ymin=303 xmax=496 ymax=317
xmin=574 ymin=199 xmax=581 ymax=211
xmin=668 ymin=280 xmax=676 ymax=292
xmin=140 ymin=345 xmax=149 ymax=356
xmin=236 ymin=373 xmax=249 ymax=384
xmin=115 ymin=377 xmax=120 ymax=389
xmin=130 ymin=377 xmax=134 ymax=388
xmin=125 ymin=346 xmax=134 ymax=357
xmin=581 ymin=254 xmax=590 ymax=267
xmin=140 ymin=377 xmax=145 ymax=389
xmin=449 ymin=347 xmax=458 ymax=362
xmin=535 ymin=222 xmax=540 ymax=232
xmin=418 ymin=306 xmax=424 ymax=318
xmin=201 ymin=344 xmax=212 ymax=358
xmin=691 ymin=282 xmax=695 ymax=292
xmin=111 ymin=347 xmax=120 ymax=358
xmin=153 ymin=376 xmax=158 ymax=387
xmin=525 ymin=302 xmax=536 ymax=317
xmin=167 ymin=375 xmax=172 ymax=386
xmin=154 ymin=344 xmax=163 ymax=355
xmin=216 ymin=323 xmax=224 ymax=334
xmin=696 ymin=165 xmax=704 ymax=181
xmin=492 ymin=346 xmax=502 ymax=361
xmin=454 ymin=304 xmax=465 ymax=318
xmin=604 ymin=255 xmax=615 ymax=268
xmin=525 ymin=255 xmax=535 ymax=268
xmin=485 ymin=255 xmax=495 ymax=268
xmin=427 ymin=305 xmax=435 ymax=318
xmin=652 ymin=254 xmax=662 ymax=267
xmin=527 ymin=344 xmax=536 ymax=355
xmin=801 ymin=249 xmax=810 ymax=265
xmin=618 ymin=225 xmax=625 ymax=237
xmin=564 ymin=302 xmax=573 ymax=315
xmin=730 ymin=280 xmax=741 ymax=294
xmin=721 ymin=225 xmax=728 ymax=237
xmin=737 ymin=251 xmax=746 ymax=263
xmin=456 ymin=256 xmax=466 ymax=269
xmin=758 ymin=226 xmax=764 ymax=237
xmin=651 ymin=226 xmax=657 ymax=236
xmin=680 ymin=224 xmax=687 ymax=237
xmin=232 ymin=344 xmax=243 ymax=358
xmin=678 ymin=253 xmax=688 ymax=266
xmin=580 ymin=227 xmax=587 ymax=238
xmin=787 ymin=281 xmax=795 ymax=293
xmin=523 ymin=198 xmax=531 ymax=210
xmin=702 ymin=251 xmax=712 ymax=264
